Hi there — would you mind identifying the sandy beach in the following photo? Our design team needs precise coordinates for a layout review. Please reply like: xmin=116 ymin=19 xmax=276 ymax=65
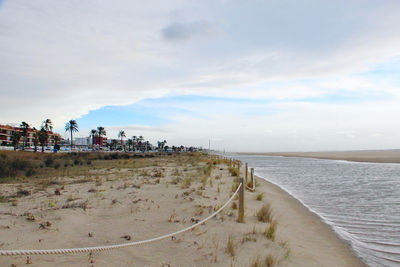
xmin=0 ymin=152 xmax=364 ymax=266
xmin=240 ymin=150 xmax=400 ymax=164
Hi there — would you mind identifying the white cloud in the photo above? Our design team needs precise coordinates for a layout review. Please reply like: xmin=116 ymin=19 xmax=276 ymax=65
xmin=1 ymin=0 xmax=400 ymax=150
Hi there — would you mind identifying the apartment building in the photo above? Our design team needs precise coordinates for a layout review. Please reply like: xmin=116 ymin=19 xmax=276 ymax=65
xmin=0 ymin=124 xmax=61 ymax=147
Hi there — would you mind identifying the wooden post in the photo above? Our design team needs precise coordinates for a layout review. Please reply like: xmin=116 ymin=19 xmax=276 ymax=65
xmin=245 ymin=163 xmax=248 ymax=184
xmin=238 ymin=177 xmax=244 ymax=223
xmin=250 ymin=168 xmax=254 ymax=188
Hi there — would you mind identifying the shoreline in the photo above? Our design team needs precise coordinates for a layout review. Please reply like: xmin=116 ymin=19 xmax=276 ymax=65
xmin=250 ymin=173 xmax=366 ymax=266
xmin=239 ymin=150 xmax=400 ymax=164
xmin=253 ymin=172 xmax=366 ymax=266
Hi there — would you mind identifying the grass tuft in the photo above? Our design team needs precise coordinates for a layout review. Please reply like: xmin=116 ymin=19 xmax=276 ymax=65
xmin=265 ymin=220 xmax=277 ymax=241
xmin=256 ymin=192 xmax=264 ymax=201
xmin=226 ymin=235 xmax=236 ymax=257
xmin=228 ymin=167 xmax=239 ymax=177
xmin=257 ymin=204 xmax=273 ymax=223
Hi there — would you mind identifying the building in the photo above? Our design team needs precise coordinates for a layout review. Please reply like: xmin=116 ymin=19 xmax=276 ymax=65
xmin=93 ymin=136 xmax=107 ymax=147
xmin=0 ymin=124 xmax=61 ymax=147
xmin=74 ymin=137 xmax=89 ymax=146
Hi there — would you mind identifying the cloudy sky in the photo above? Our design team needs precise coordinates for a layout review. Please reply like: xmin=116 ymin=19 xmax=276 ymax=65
xmin=1 ymin=0 xmax=400 ymax=152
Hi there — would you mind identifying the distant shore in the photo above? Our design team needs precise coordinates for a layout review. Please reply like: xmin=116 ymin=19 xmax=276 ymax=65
xmin=239 ymin=149 xmax=400 ymax=163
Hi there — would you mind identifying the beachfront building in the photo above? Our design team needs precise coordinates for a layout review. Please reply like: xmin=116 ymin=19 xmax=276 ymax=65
xmin=74 ymin=137 xmax=89 ymax=146
xmin=0 ymin=124 xmax=61 ymax=147
xmin=93 ymin=136 xmax=107 ymax=147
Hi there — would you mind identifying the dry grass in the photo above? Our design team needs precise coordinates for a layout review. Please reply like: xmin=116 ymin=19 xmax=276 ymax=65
xmin=181 ymin=177 xmax=193 ymax=189
xmin=265 ymin=255 xmax=276 ymax=267
xmin=231 ymin=201 xmax=238 ymax=210
xmin=265 ymin=220 xmax=277 ymax=241
xmin=257 ymin=204 xmax=273 ymax=223
xmin=250 ymin=255 xmax=276 ymax=267
xmin=226 ymin=235 xmax=236 ymax=257
xmin=256 ymin=192 xmax=264 ymax=201
xmin=228 ymin=167 xmax=239 ymax=177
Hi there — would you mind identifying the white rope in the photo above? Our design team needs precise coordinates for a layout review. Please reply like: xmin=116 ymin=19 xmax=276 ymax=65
xmin=0 ymin=183 xmax=242 ymax=256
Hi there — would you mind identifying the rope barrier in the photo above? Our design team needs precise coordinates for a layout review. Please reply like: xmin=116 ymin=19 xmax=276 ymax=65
xmin=0 ymin=183 xmax=243 ymax=256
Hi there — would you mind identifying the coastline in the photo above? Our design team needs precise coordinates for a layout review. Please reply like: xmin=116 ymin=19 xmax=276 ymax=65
xmin=239 ymin=150 xmax=400 ymax=164
xmin=0 ymin=152 xmax=366 ymax=266
xmin=252 ymin=173 xmax=366 ymax=266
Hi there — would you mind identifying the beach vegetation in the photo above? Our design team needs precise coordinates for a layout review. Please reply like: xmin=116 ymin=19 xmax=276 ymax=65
xmin=265 ymin=255 xmax=276 ymax=267
xmin=231 ymin=201 xmax=237 ymax=210
xmin=265 ymin=220 xmax=277 ymax=241
xmin=257 ymin=204 xmax=273 ymax=223
xmin=250 ymin=255 xmax=276 ymax=267
xmin=181 ymin=177 xmax=192 ymax=189
xmin=256 ymin=192 xmax=264 ymax=201
xmin=250 ymin=257 xmax=263 ymax=267
xmin=226 ymin=234 xmax=236 ymax=257
xmin=0 ymin=194 xmax=7 ymax=203
xmin=228 ymin=167 xmax=239 ymax=176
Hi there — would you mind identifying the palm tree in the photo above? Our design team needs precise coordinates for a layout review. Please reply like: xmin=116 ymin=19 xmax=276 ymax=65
xmin=138 ymin=136 xmax=144 ymax=151
xmin=157 ymin=140 xmax=167 ymax=151
xmin=42 ymin=119 xmax=53 ymax=132
xmin=118 ymin=130 xmax=126 ymax=151
xmin=20 ymin=121 xmax=29 ymax=150
xmin=90 ymin=129 xmax=98 ymax=149
xmin=11 ymin=132 xmax=21 ymax=151
xmin=32 ymin=129 xmax=39 ymax=152
xmin=110 ymin=139 xmax=118 ymax=151
xmin=65 ymin=120 xmax=79 ymax=149
xmin=53 ymin=135 xmax=60 ymax=150
xmin=127 ymin=139 xmax=133 ymax=151
xmin=38 ymin=127 xmax=48 ymax=152
xmin=145 ymin=141 xmax=150 ymax=151
xmin=97 ymin=126 xmax=106 ymax=147
xmin=132 ymin=136 xmax=137 ymax=151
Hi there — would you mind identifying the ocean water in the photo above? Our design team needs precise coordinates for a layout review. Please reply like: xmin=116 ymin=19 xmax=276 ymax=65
xmin=230 ymin=154 xmax=400 ymax=267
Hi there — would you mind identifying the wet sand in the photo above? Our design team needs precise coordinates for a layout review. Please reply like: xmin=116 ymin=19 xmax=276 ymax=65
xmin=240 ymin=150 xmax=400 ymax=164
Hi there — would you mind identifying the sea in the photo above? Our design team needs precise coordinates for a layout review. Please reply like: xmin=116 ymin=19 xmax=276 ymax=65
xmin=227 ymin=154 xmax=400 ymax=267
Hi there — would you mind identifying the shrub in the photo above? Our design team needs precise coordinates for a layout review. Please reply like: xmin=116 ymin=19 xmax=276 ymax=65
xmin=54 ymin=161 xmax=61 ymax=169
xmin=121 ymin=153 xmax=130 ymax=159
xmin=228 ymin=167 xmax=239 ymax=176
xmin=44 ymin=157 xmax=54 ymax=167
xmin=25 ymin=168 xmax=36 ymax=177
xmin=0 ymin=156 xmax=31 ymax=178
xmin=110 ymin=153 xmax=119 ymax=160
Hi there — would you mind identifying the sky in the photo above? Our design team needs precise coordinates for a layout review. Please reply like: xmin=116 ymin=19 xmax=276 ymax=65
xmin=1 ymin=0 xmax=400 ymax=152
